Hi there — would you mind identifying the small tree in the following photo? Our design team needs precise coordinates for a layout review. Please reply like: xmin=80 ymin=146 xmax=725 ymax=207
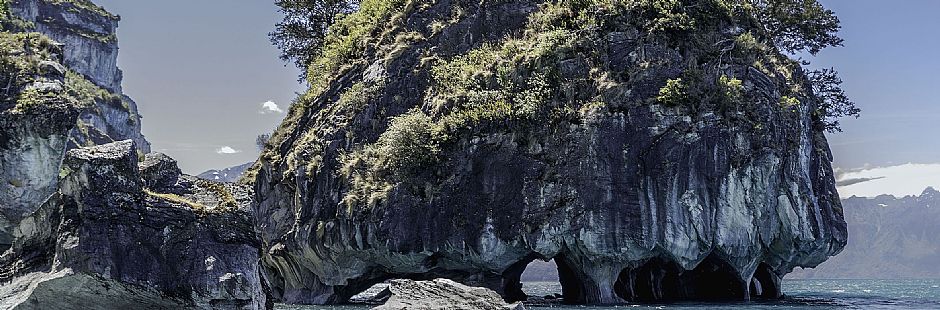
xmin=809 ymin=68 xmax=859 ymax=132
xmin=745 ymin=0 xmax=856 ymax=131
xmin=270 ymin=0 xmax=360 ymax=77
xmin=750 ymin=0 xmax=844 ymax=55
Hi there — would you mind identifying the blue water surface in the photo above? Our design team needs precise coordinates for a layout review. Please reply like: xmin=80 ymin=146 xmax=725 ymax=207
xmin=276 ymin=279 xmax=940 ymax=310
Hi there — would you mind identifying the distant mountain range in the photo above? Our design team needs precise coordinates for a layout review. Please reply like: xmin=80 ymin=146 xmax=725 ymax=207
xmin=197 ymin=162 xmax=253 ymax=183
xmin=789 ymin=188 xmax=940 ymax=279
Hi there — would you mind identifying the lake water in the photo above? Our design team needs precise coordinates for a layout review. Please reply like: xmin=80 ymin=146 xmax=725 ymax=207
xmin=276 ymin=279 xmax=940 ymax=309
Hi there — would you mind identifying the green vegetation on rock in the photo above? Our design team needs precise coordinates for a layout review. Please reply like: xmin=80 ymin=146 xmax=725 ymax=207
xmin=260 ymin=0 xmax=859 ymax=211
xmin=271 ymin=0 xmax=360 ymax=75
xmin=0 ymin=32 xmax=61 ymax=111
xmin=307 ymin=0 xmax=415 ymax=91
xmin=340 ymin=109 xmax=444 ymax=209
xmin=0 ymin=30 xmax=103 ymax=117
xmin=45 ymin=0 xmax=118 ymax=20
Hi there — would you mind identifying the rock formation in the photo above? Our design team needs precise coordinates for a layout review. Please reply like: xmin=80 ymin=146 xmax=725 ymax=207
xmin=374 ymin=279 xmax=525 ymax=310
xmin=253 ymin=0 xmax=847 ymax=305
xmin=0 ymin=141 xmax=269 ymax=309
xmin=0 ymin=28 xmax=85 ymax=249
xmin=9 ymin=0 xmax=151 ymax=153
xmin=1 ymin=1 xmax=269 ymax=308
xmin=790 ymin=188 xmax=940 ymax=279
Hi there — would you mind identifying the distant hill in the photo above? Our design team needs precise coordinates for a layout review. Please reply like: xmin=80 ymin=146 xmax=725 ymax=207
xmin=789 ymin=188 xmax=940 ymax=279
xmin=197 ymin=162 xmax=253 ymax=183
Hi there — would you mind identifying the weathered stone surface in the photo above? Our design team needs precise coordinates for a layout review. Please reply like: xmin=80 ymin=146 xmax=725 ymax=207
xmin=373 ymin=279 xmax=525 ymax=310
xmin=0 ymin=141 xmax=270 ymax=309
xmin=253 ymin=0 xmax=847 ymax=306
xmin=10 ymin=0 xmax=151 ymax=153
xmin=140 ymin=152 xmax=183 ymax=189
xmin=0 ymin=35 xmax=83 ymax=250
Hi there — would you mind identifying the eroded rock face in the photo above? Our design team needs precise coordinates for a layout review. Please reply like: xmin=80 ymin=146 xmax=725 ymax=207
xmin=253 ymin=0 xmax=847 ymax=305
xmin=10 ymin=0 xmax=151 ymax=153
xmin=0 ymin=33 xmax=84 ymax=249
xmin=374 ymin=279 xmax=525 ymax=310
xmin=0 ymin=141 xmax=270 ymax=309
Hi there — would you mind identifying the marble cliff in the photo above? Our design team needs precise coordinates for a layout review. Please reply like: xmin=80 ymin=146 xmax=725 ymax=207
xmin=252 ymin=0 xmax=847 ymax=305
xmin=0 ymin=0 xmax=850 ymax=308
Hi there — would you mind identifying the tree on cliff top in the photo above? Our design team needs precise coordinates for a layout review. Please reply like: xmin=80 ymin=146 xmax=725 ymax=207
xmin=270 ymin=0 xmax=360 ymax=78
xmin=269 ymin=0 xmax=857 ymax=131
xmin=750 ymin=0 xmax=843 ymax=55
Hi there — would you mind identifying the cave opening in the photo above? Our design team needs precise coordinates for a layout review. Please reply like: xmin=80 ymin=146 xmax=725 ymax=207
xmin=614 ymin=255 xmax=749 ymax=302
xmin=750 ymin=263 xmax=782 ymax=299
xmin=616 ymin=257 xmax=683 ymax=301
xmin=680 ymin=255 xmax=748 ymax=301
xmin=511 ymin=259 xmax=564 ymax=303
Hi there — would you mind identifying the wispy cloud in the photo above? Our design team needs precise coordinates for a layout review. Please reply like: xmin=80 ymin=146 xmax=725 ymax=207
xmin=216 ymin=146 xmax=242 ymax=155
xmin=259 ymin=100 xmax=284 ymax=114
xmin=837 ymin=163 xmax=940 ymax=198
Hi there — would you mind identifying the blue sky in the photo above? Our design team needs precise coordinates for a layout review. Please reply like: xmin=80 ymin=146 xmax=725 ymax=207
xmin=95 ymin=0 xmax=940 ymax=195
xmin=96 ymin=0 xmax=303 ymax=174
xmin=815 ymin=0 xmax=940 ymax=169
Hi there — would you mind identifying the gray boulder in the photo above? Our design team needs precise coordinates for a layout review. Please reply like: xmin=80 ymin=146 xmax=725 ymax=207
xmin=373 ymin=279 xmax=525 ymax=310
xmin=139 ymin=152 xmax=183 ymax=189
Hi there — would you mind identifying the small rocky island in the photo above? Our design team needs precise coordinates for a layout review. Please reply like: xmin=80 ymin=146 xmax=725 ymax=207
xmin=0 ymin=0 xmax=852 ymax=309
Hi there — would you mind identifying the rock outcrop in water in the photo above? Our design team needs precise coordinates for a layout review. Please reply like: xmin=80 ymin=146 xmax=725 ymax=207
xmin=9 ymin=0 xmax=151 ymax=153
xmin=253 ymin=0 xmax=847 ymax=305
xmin=374 ymin=279 xmax=525 ymax=310
xmin=0 ymin=141 xmax=269 ymax=309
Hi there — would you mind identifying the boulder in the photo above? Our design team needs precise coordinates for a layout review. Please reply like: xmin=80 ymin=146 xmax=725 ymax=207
xmin=139 ymin=152 xmax=182 ymax=189
xmin=373 ymin=279 xmax=525 ymax=310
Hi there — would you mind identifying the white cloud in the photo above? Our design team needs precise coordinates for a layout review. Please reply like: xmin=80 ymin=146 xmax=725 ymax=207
xmin=216 ymin=146 xmax=242 ymax=155
xmin=259 ymin=100 xmax=284 ymax=114
xmin=837 ymin=163 xmax=940 ymax=198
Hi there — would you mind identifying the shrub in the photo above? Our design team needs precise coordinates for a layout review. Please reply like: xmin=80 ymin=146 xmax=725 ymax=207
xmin=340 ymin=109 xmax=444 ymax=209
xmin=657 ymin=78 xmax=690 ymax=107
xmin=718 ymin=75 xmax=744 ymax=107
xmin=307 ymin=0 xmax=412 ymax=91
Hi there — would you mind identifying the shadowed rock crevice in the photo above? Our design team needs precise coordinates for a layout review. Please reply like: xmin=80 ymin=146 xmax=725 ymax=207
xmin=750 ymin=263 xmax=782 ymax=300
